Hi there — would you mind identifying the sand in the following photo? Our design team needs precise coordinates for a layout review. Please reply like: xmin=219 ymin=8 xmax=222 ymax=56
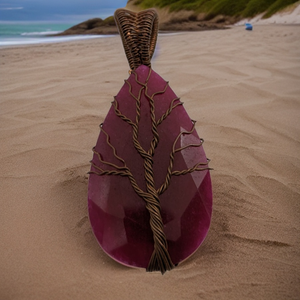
xmin=1 ymin=24 xmax=300 ymax=299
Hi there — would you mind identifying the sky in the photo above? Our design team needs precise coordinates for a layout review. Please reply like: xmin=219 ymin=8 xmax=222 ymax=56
xmin=0 ymin=0 xmax=128 ymax=23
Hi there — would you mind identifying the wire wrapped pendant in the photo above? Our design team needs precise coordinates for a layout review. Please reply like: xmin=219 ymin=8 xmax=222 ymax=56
xmin=88 ymin=8 xmax=213 ymax=274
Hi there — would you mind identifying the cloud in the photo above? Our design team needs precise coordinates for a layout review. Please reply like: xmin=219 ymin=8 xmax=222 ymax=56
xmin=0 ymin=7 xmax=24 ymax=10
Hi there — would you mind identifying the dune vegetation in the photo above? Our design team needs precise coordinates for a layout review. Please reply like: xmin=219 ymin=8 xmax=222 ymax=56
xmin=132 ymin=0 xmax=299 ymax=19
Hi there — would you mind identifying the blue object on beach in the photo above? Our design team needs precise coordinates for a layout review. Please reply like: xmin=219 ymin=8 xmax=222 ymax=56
xmin=245 ymin=23 xmax=253 ymax=31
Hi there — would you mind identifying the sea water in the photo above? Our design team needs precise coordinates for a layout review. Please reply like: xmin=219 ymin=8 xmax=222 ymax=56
xmin=0 ymin=22 xmax=109 ymax=47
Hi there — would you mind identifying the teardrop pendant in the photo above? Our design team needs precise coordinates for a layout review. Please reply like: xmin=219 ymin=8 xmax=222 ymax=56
xmin=88 ymin=9 xmax=212 ymax=274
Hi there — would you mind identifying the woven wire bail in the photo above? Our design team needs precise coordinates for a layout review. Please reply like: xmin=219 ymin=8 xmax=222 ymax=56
xmin=114 ymin=8 xmax=158 ymax=70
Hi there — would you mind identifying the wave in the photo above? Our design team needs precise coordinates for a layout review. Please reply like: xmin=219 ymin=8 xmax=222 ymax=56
xmin=0 ymin=34 xmax=115 ymax=47
xmin=21 ymin=30 xmax=62 ymax=36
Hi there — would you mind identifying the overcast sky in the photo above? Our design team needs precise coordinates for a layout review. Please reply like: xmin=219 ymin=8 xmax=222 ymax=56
xmin=0 ymin=0 xmax=128 ymax=22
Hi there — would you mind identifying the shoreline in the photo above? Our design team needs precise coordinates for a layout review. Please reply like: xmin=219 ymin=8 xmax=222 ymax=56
xmin=0 ymin=33 xmax=117 ymax=48
xmin=1 ymin=23 xmax=300 ymax=49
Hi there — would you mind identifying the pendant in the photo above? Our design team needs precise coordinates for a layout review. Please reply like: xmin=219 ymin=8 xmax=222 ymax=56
xmin=88 ymin=8 xmax=212 ymax=274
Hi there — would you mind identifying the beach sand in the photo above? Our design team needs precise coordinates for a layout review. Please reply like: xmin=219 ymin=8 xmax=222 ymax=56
xmin=1 ymin=25 xmax=300 ymax=299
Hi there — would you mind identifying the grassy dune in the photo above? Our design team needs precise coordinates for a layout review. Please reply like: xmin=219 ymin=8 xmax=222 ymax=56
xmin=132 ymin=0 xmax=299 ymax=19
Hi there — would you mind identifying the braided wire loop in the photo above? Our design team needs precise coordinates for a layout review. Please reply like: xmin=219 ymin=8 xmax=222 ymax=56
xmin=114 ymin=8 xmax=158 ymax=70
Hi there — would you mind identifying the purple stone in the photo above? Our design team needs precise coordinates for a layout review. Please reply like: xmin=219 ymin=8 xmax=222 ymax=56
xmin=88 ymin=65 xmax=212 ymax=269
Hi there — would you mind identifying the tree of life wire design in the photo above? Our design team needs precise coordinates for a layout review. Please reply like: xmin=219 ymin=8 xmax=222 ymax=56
xmin=89 ymin=67 xmax=211 ymax=274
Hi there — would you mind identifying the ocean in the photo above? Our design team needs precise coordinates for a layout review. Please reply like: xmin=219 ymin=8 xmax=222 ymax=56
xmin=0 ymin=22 xmax=108 ymax=47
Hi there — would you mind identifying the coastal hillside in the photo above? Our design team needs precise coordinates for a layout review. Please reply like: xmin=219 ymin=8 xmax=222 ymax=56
xmin=130 ymin=0 xmax=300 ymax=19
xmin=56 ymin=0 xmax=300 ymax=35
